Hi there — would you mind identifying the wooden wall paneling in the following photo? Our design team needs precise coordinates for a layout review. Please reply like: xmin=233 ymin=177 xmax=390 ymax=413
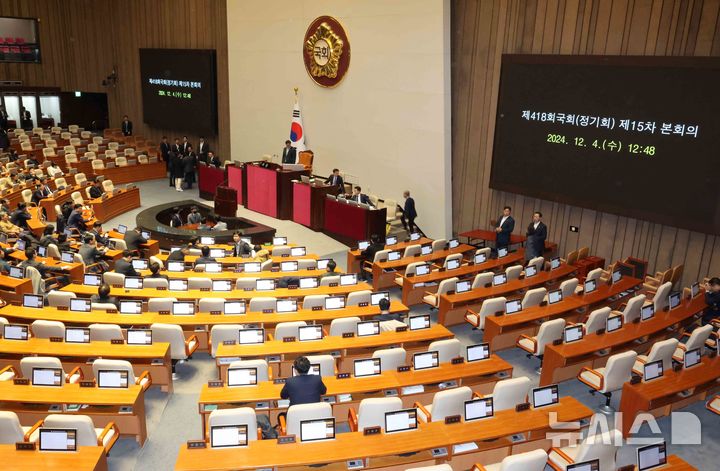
xmin=452 ymin=0 xmax=720 ymax=286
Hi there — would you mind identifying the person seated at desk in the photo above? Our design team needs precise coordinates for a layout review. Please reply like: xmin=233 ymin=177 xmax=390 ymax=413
xmin=91 ymin=283 xmax=118 ymax=307
xmin=280 ymin=356 xmax=327 ymax=407
xmin=703 ymin=277 xmax=720 ymax=325
xmin=55 ymin=233 xmax=73 ymax=252
xmin=0 ymin=248 xmax=13 ymax=273
xmin=231 ymin=232 xmax=252 ymax=257
xmin=148 ymin=261 xmax=168 ymax=280
xmin=319 ymin=260 xmax=342 ymax=278
xmin=360 ymin=234 xmax=384 ymax=280
xmin=114 ymin=250 xmax=140 ymax=277
xmin=253 ymin=245 xmax=270 ymax=263
xmin=0 ymin=212 xmax=22 ymax=238
xmin=67 ymin=204 xmax=89 ymax=232
xmin=31 ymin=179 xmax=51 ymax=205
xmin=195 ymin=246 xmax=216 ymax=265
xmin=325 ymin=168 xmax=344 ymax=194
xmin=89 ymin=179 xmax=104 ymax=199
xmin=197 ymin=217 xmax=211 ymax=230
xmin=168 ymin=244 xmax=190 ymax=262
xmin=38 ymin=225 xmax=57 ymax=247
xmin=187 ymin=206 xmax=202 ymax=225
xmin=10 ymin=202 xmax=31 ymax=230
xmin=79 ymin=234 xmax=108 ymax=272
xmin=346 ymin=186 xmax=374 ymax=207
xmin=90 ymin=222 xmax=109 ymax=247
xmin=26 ymin=155 xmax=40 ymax=168
xmin=374 ymin=297 xmax=402 ymax=322
xmin=49 ymin=162 xmax=64 ymax=177
xmin=0 ymin=199 xmax=11 ymax=214
xmin=208 ymin=151 xmax=221 ymax=168
xmin=212 ymin=216 xmax=227 ymax=231
xmin=20 ymin=247 xmax=69 ymax=288
xmin=123 ymin=227 xmax=148 ymax=252
xmin=169 ymin=207 xmax=183 ymax=228
xmin=188 ymin=237 xmax=201 ymax=250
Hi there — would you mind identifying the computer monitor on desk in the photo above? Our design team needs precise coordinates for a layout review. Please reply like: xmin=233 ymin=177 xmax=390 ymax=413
xmin=300 ymin=418 xmax=335 ymax=442
xmin=384 ymin=409 xmax=418 ymax=433
xmin=637 ymin=441 xmax=667 ymax=471
xmin=227 ymin=367 xmax=257 ymax=387
xmin=39 ymin=428 xmax=77 ymax=451
xmin=210 ymin=424 xmax=248 ymax=448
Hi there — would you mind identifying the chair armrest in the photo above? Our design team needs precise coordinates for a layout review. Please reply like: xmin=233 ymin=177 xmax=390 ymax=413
xmin=464 ymin=309 xmax=479 ymax=328
xmin=66 ymin=366 xmax=84 ymax=382
xmin=517 ymin=334 xmax=538 ymax=353
xmin=472 ymin=391 xmax=484 ymax=399
xmin=710 ymin=319 xmax=720 ymax=329
xmin=185 ymin=334 xmax=199 ymax=356
xmin=135 ymin=370 xmax=152 ymax=391
xmin=24 ymin=419 xmax=44 ymax=442
xmin=348 ymin=408 xmax=358 ymax=432
xmin=577 ymin=367 xmax=604 ymax=391
xmin=676 ymin=343 xmax=687 ymax=352
xmin=267 ymin=333 xmax=275 ymax=341
xmin=679 ymin=332 xmax=691 ymax=341
xmin=97 ymin=421 xmax=119 ymax=454
xmin=618 ymin=303 xmax=627 ymax=311
xmin=279 ymin=414 xmax=287 ymax=435
xmin=0 ymin=365 xmax=18 ymax=378
xmin=471 ymin=465 xmax=487 ymax=471
xmin=549 ymin=446 xmax=575 ymax=464
xmin=706 ymin=395 xmax=720 ymax=415
xmin=267 ymin=366 xmax=273 ymax=381
xmin=414 ymin=402 xmax=431 ymax=422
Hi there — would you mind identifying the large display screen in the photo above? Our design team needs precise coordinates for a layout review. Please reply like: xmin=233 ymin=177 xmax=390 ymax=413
xmin=0 ymin=17 xmax=41 ymax=63
xmin=139 ymin=48 xmax=217 ymax=134
xmin=491 ymin=55 xmax=720 ymax=234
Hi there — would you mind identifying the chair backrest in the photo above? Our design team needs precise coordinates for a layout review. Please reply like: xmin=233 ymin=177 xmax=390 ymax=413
xmin=527 ymin=256 xmax=545 ymax=273
xmin=297 ymin=259 xmax=316 ymax=270
xmin=670 ymin=264 xmax=684 ymax=287
xmin=91 ymin=358 xmax=136 ymax=383
xmin=645 ymin=338 xmax=680 ymax=371
xmin=91 ymin=302 xmax=118 ymax=311
xmin=271 ymin=246 xmax=291 ymax=256
xmin=438 ymin=277 xmax=459 ymax=296
xmin=92 ymin=159 xmax=105 ymax=170
xmin=208 ymin=407 xmax=259 ymax=442
xmin=586 ymin=268 xmax=603 ymax=282
xmin=622 ymin=294 xmax=646 ymax=323
xmin=372 ymin=347 xmax=407 ymax=372
xmin=402 ymin=244 xmax=421 ymax=258
xmin=505 ymin=265 xmax=523 ymax=281
xmin=74 ymin=172 xmax=87 ymax=185
xmin=24 ymin=266 xmax=43 ymax=294
xmin=43 ymin=415 xmax=99 ymax=447
xmin=577 ymin=246 xmax=590 ymax=260
xmin=54 ymin=177 xmax=68 ymax=189
xmin=89 ymin=324 xmax=123 ymax=341
xmin=138 ymin=155 xmax=149 ymax=164
xmin=443 ymin=253 xmax=463 ymax=268
xmin=491 ymin=377 xmax=531 ymax=411
xmin=248 ymin=297 xmax=277 ymax=312
xmin=209 ymin=325 xmax=243 ymax=357
xmin=684 ymin=324 xmax=713 ymax=351
xmin=601 ymin=351 xmax=637 ymax=393
xmin=475 ymin=296 xmax=507 ymax=329
xmin=115 ymin=156 xmax=128 ymax=167
xmin=286 ymin=402 xmax=333 ymax=436
xmin=108 ymin=238 xmax=127 ymax=250
xmin=31 ymin=320 xmax=65 ymax=339
xmin=151 ymin=323 xmax=189 ymax=360
xmin=143 ymin=278 xmax=169 ymax=289
xmin=102 ymin=180 xmax=114 ymax=192
xmin=475 ymin=247 xmax=491 ymax=259
xmin=357 ymin=397 xmax=404 ymax=431
xmin=147 ymin=297 xmax=177 ymax=312
xmin=428 ymin=386 xmax=473 ymax=422
xmin=305 ymin=354 xmax=335 ymax=377
xmin=227 ymin=359 xmax=270 ymax=382
xmin=495 ymin=449 xmax=548 ymax=471
xmin=93 ymin=136 xmax=103 ymax=144
xmin=302 ymin=295 xmax=328 ymax=310
xmin=329 ymin=317 xmax=361 ymax=336
xmin=188 ymin=277 xmax=211 ymax=290
xmin=65 ymin=154 xmax=78 ymax=164
xmin=560 ymin=278 xmax=579 ymax=298
xmin=346 ymin=290 xmax=371 ymax=306
xmin=653 ymin=282 xmax=673 ymax=312
xmin=574 ymin=429 xmax=623 ymax=469
xmin=274 ymin=321 xmax=307 ymax=340
xmin=235 ymin=278 xmax=257 ymax=290
xmin=47 ymin=290 xmax=76 ymax=307
xmin=535 ymin=318 xmax=566 ymax=355
xmin=428 ymin=338 xmax=462 ymax=363
xmin=585 ymin=306 xmax=611 ymax=334
xmin=566 ymin=250 xmax=579 ymax=266
xmin=103 ymin=271 xmax=125 ymax=286
xmin=71 ymin=191 xmax=84 ymax=205
xmin=21 ymin=189 xmax=32 ymax=203
xmin=198 ymin=298 xmax=224 ymax=312
xmin=123 ymin=148 xmax=135 ymax=156
xmin=372 ymin=249 xmax=390 ymax=262
xmin=405 ymin=262 xmax=427 ymax=276
xmin=20 ymin=356 xmax=63 ymax=378
xmin=108 ymin=141 xmax=119 ymax=150
xmin=431 ymin=239 xmax=447 ymax=252
xmin=472 ymin=271 xmax=494 ymax=289
xmin=46 ymin=243 xmax=61 ymax=259
xmin=521 ymin=287 xmax=547 ymax=309
xmin=0 ymin=411 xmax=24 ymax=444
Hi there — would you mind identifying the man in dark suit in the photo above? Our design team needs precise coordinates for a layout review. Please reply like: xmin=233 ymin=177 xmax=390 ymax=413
xmin=360 ymin=234 xmax=384 ymax=280
xmin=89 ymin=179 xmax=104 ymax=199
xmin=181 ymin=136 xmax=190 ymax=154
xmin=525 ymin=211 xmax=547 ymax=260
xmin=197 ymin=137 xmax=210 ymax=164
xmin=20 ymin=107 xmax=31 ymax=129
xmin=172 ymin=138 xmax=182 ymax=154
xmin=123 ymin=227 xmax=147 ymax=252
xmin=494 ymin=206 xmax=515 ymax=251
xmin=280 ymin=356 xmax=327 ymax=406
xmin=400 ymin=190 xmax=418 ymax=233
xmin=0 ymin=105 xmax=8 ymax=130
xmin=348 ymin=186 xmax=373 ymax=206
xmin=31 ymin=183 xmax=46 ymax=205
xmin=90 ymin=222 xmax=109 ymax=247
xmin=281 ymin=140 xmax=296 ymax=164
xmin=19 ymin=247 xmax=51 ymax=276
xmin=66 ymin=204 xmax=88 ymax=231
xmin=121 ymin=115 xmax=133 ymax=136
xmin=182 ymin=146 xmax=197 ymax=189
xmin=78 ymin=234 xmax=108 ymax=272
xmin=160 ymin=136 xmax=170 ymax=162
xmin=325 ymin=168 xmax=344 ymax=194
xmin=91 ymin=283 xmax=117 ymax=307
xmin=195 ymin=246 xmax=216 ymax=265
xmin=114 ymin=250 xmax=139 ymax=277
xmin=231 ymin=232 xmax=252 ymax=257
xmin=208 ymin=152 xmax=222 ymax=168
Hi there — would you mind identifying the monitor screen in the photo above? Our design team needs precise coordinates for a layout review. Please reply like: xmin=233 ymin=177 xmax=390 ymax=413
xmin=358 ymin=241 xmax=369 ymax=250
xmin=168 ymin=279 xmax=188 ymax=291
xmin=384 ymin=408 xmax=418 ymax=433
xmin=446 ymin=258 xmax=460 ymax=270
xmin=298 ymin=325 xmax=323 ymax=341
xmin=255 ymin=279 xmax=275 ymax=291
xmin=370 ymin=291 xmax=390 ymax=305
xmin=421 ymin=245 xmax=432 ymax=256
xmin=525 ymin=265 xmax=537 ymax=277
xmin=637 ymin=442 xmax=667 ymax=471
xmin=408 ymin=315 xmax=430 ymax=330
xmin=550 ymin=257 xmax=560 ymax=269
xmin=32 ymin=367 xmax=63 ymax=386
xmin=668 ymin=292 xmax=681 ymax=310
xmin=127 ymin=329 xmax=153 ymax=345
xmin=548 ymin=289 xmax=563 ymax=304
xmin=3 ymin=324 xmax=28 ymax=340
xmin=23 ymin=294 xmax=43 ymax=308
xmin=200 ymin=236 xmax=215 ymax=245
xmin=16 ymin=240 xmax=26 ymax=251
xmin=97 ymin=369 xmax=129 ymax=388
xmin=212 ymin=280 xmax=232 ymax=291
xmin=409 ymin=232 xmax=421 ymax=241
xmin=65 ymin=327 xmax=90 ymax=344
xmin=210 ymin=424 xmax=248 ymax=448
xmin=8 ymin=266 xmax=23 ymax=279
xmin=37 ymin=246 xmax=47 ymax=257
xmin=532 ymin=384 xmax=559 ymax=408
xmin=119 ymin=300 xmax=143 ymax=314
xmin=167 ymin=261 xmax=185 ymax=272
xmin=356 ymin=320 xmax=380 ymax=337
xmin=0 ymin=17 xmax=41 ymax=64
xmin=69 ymin=298 xmax=91 ymax=312
xmin=584 ymin=279 xmax=597 ymax=294
xmin=464 ymin=397 xmax=494 ymax=421
xmin=387 ymin=251 xmax=401 ymax=262
xmin=209 ymin=249 xmax=225 ymax=258
xmin=227 ymin=367 xmax=257 ymax=387
xmin=474 ymin=253 xmax=487 ymax=264
xmin=60 ymin=252 xmax=74 ymax=263
xmin=612 ymin=269 xmax=622 ymax=284
xmin=684 ymin=348 xmax=701 ymax=368
xmin=316 ymin=259 xmax=330 ymax=270
xmin=498 ymin=247 xmax=508 ymax=258
xmin=224 ymin=301 xmax=246 ymax=315
xmin=84 ymin=273 xmax=101 ymax=286
xmin=385 ymin=236 xmax=398 ymax=245
xmin=290 ymin=247 xmax=306 ymax=256
xmin=564 ymin=325 xmax=584 ymax=343
xmin=567 ymin=460 xmax=600 ymax=471
xmin=324 ymin=296 xmax=345 ymax=310
xmin=273 ymin=237 xmax=287 ymax=246
xmin=39 ymin=429 xmax=77 ymax=451
xmin=456 ymin=280 xmax=471 ymax=293
xmin=299 ymin=277 xmax=318 ymax=289
xmin=239 ymin=328 xmax=264 ymax=345
xmin=414 ymin=264 xmax=431 ymax=276
xmin=340 ymin=274 xmax=357 ymax=286
xmin=300 ymin=418 xmax=335 ymax=442
xmin=204 ymin=262 xmax=222 ymax=273
xmin=413 ymin=351 xmax=439 ymax=370
xmin=641 ymin=304 xmax=655 ymax=321
xmin=280 ymin=261 xmax=298 ymax=272
xmin=132 ymin=259 xmax=149 ymax=270
xmin=117 ymin=224 xmax=127 ymax=234
xmin=691 ymin=282 xmax=700 ymax=297
xmin=124 ymin=277 xmax=143 ymax=289
xmin=448 ymin=239 xmax=459 ymax=249
xmin=353 ymin=358 xmax=381 ymax=377
xmin=467 ymin=343 xmax=490 ymax=362
xmin=505 ymin=299 xmax=522 ymax=314
xmin=243 ymin=262 xmax=261 ymax=273
xmin=492 ymin=273 xmax=507 ymax=286
xmin=643 ymin=360 xmax=664 ymax=381
xmin=141 ymin=231 xmax=151 ymax=240
xmin=276 ymin=299 xmax=297 ymax=313
xmin=606 ymin=316 xmax=623 ymax=333
xmin=172 ymin=301 xmax=195 ymax=315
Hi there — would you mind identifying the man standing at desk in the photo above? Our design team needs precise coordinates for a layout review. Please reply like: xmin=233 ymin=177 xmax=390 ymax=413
xmin=494 ymin=206 xmax=515 ymax=251
xmin=325 ymin=168 xmax=344 ymax=194
xmin=281 ymin=140 xmax=296 ymax=164
xmin=400 ymin=190 xmax=417 ymax=233
xmin=348 ymin=186 xmax=373 ymax=206
xmin=525 ymin=211 xmax=547 ymax=260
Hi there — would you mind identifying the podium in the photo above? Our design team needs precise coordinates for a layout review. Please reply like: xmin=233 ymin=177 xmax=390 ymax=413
xmin=292 ymin=180 xmax=336 ymax=231
xmin=323 ymin=197 xmax=387 ymax=245
xmin=244 ymin=162 xmax=308 ymax=220
xmin=198 ymin=163 xmax=226 ymax=200
xmin=214 ymin=186 xmax=237 ymax=217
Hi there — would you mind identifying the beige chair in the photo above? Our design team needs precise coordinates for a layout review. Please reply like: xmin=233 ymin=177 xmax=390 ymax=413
xmin=578 ymin=350 xmax=637 ymax=413
xmin=74 ymin=172 xmax=87 ymax=185
xmin=465 ymin=296 xmax=506 ymax=329
xmin=482 ymin=377 xmax=531 ymax=411
xmin=92 ymin=136 xmax=103 ymax=145
xmin=54 ymin=177 xmax=68 ymax=189
xmin=150 ymin=323 xmax=199 ymax=378
xmin=68 ymin=125 xmax=79 ymax=133
xmin=305 ymin=354 xmax=336 ymax=377
xmin=123 ymin=148 xmax=135 ymax=156
xmin=673 ymin=324 xmax=713 ymax=363
xmin=42 ymin=414 xmax=118 ymax=455
xmin=431 ymin=239 xmax=448 ymax=252
xmin=372 ymin=347 xmax=406 ymax=371
xmin=632 ymin=338 xmax=679 ymax=375
xmin=521 ymin=287 xmax=547 ymax=309
xmin=143 ymin=278 xmax=168 ymax=290
xmin=473 ymin=449 xmax=548 ymax=471
xmin=71 ymin=191 xmax=84 ymax=205
xmin=402 ymin=244 xmax=421 ymax=258
xmin=226 ymin=359 xmax=270 ymax=382
xmin=20 ymin=357 xmax=82 ymax=383
xmin=579 ymin=306 xmax=611 ymax=335
xmin=102 ymin=179 xmax=114 ymax=192
xmin=92 ymin=359 xmax=151 ymax=391
xmin=281 ymin=402 xmax=332 ymax=436
xmin=346 ymin=290 xmax=371 ymax=306
xmin=383 ymin=199 xmax=401 ymax=222
xmin=422 ymin=277 xmax=458 ymax=308
xmin=21 ymin=189 xmax=33 ymax=204
xmin=613 ymin=294 xmax=646 ymax=324
xmin=31 ymin=320 xmax=65 ymax=339
xmin=505 ymin=265 xmax=523 ymax=281
xmin=428 ymin=338 xmax=462 ymax=363
xmin=329 ymin=317 xmax=361 ymax=336
xmin=348 ymin=397 xmax=403 ymax=432
xmin=147 ymin=297 xmax=177 ymax=312
xmin=138 ymin=155 xmax=149 ymax=164
xmin=652 ymin=281 xmax=673 ymax=313
xmin=188 ymin=277 xmax=211 ymax=290
xmin=209 ymin=325 xmax=243 ymax=357
xmin=115 ymin=156 xmax=128 ymax=167
xmin=301 ymin=295 xmax=328 ymax=310
xmin=415 ymin=386 xmax=472 ymax=422
xmin=92 ymin=159 xmax=105 ymax=170
xmin=89 ymin=324 xmax=124 ymax=341
xmin=319 ymin=275 xmax=340 ymax=287
xmin=472 ymin=271 xmax=494 ymax=289
xmin=80 ymin=131 xmax=92 ymax=139
xmin=0 ymin=411 xmax=41 ymax=444
xmin=517 ymin=318 xmax=566 ymax=372
xmin=585 ymin=268 xmax=603 ymax=282
xmin=443 ymin=253 xmax=463 ymax=269
xmin=548 ymin=429 xmax=622 ymax=471
xmin=643 ymin=267 xmax=673 ymax=292
xmin=103 ymin=272 xmax=125 ymax=286
xmin=249 ymin=297 xmax=277 ymax=312
xmin=274 ymin=321 xmax=307 ymax=341
xmin=527 ymin=256 xmax=545 ymax=273
xmin=69 ymin=137 xmax=81 ymax=147
xmin=108 ymin=142 xmax=119 ymax=150
xmin=208 ymin=408 xmax=260 ymax=443
xmin=47 ymin=290 xmax=76 ymax=307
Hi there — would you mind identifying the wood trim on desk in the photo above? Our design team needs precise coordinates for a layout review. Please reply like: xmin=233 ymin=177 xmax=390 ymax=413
xmin=0 ymin=445 xmax=107 ymax=471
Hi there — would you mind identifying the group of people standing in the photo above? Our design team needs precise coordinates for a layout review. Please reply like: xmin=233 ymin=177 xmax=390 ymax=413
xmin=159 ymin=136 xmax=220 ymax=192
